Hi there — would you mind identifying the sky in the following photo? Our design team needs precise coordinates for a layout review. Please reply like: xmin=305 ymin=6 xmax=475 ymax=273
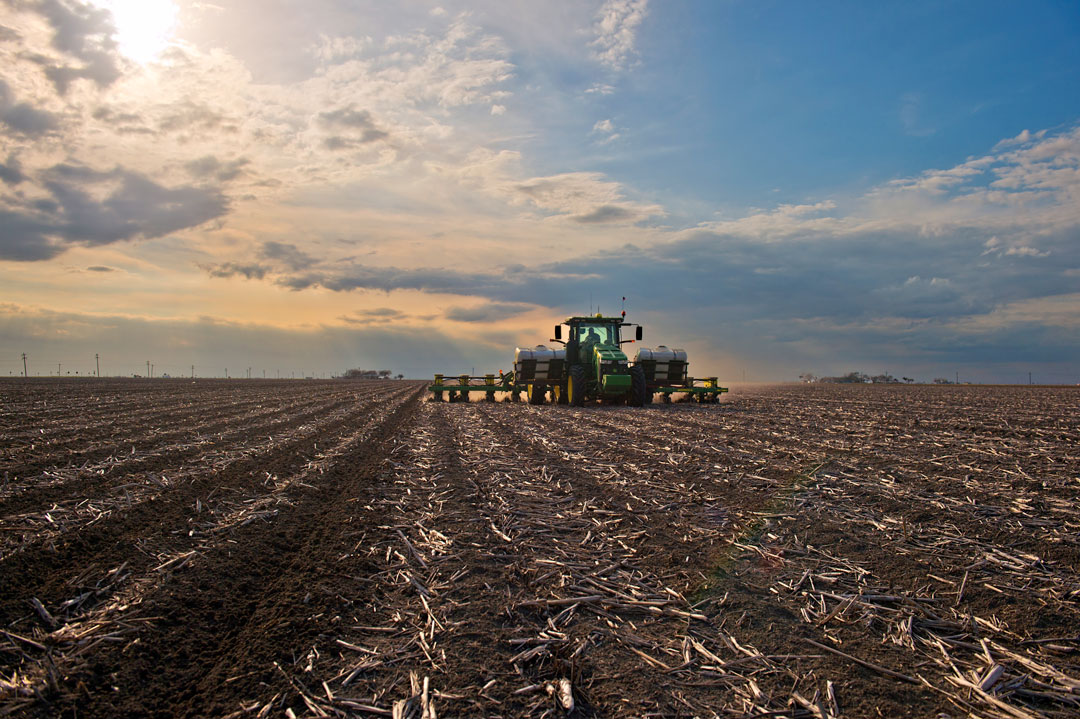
xmin=1 ymin=0 xmax=1078 ymax=383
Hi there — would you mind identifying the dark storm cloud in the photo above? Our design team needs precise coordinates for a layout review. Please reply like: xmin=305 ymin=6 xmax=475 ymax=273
xmin=0 ymin=164 xmax=229 ymax=260
xmin=444 ymin=303 xmax=531 ymax=322
xmin=34 ymin=0 xmax=122 ymax=93
xmin=0 ymin=80 xmax=60 ymax=136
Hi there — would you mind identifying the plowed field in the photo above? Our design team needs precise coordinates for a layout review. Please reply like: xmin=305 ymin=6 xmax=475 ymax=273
xmin=1 ymin=379 xmax=1078 ymax=718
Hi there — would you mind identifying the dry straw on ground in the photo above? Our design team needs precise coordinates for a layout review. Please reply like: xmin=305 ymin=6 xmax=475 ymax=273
xmin=0 ymin=380 xmax=1077 ymax=717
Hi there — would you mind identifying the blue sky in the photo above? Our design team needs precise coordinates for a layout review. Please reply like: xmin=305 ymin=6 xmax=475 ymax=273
xmin=532 ymin=1 xmax=1080 ymax=214
xmin=0 ymin=0 xmax=1078 ymax=382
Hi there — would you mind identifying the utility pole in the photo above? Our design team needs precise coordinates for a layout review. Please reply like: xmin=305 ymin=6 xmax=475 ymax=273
xmin=191 ymin=365 xmax=195 ymax=379
xmin=151 ymin=363 xmax=154 ymax=378
xmin=58 ymin=362 xmax=61 ymax=377
xmin=22 ymin=353 xmax=27 ymax=378
xmin=225 ymin=368 xmax=229 ymax=379
xmin=955 ymin=371 xmax=959 ymax=385
xmin=146 ymin=360 xmax=150 ymax=378
xmin=95 ymin=353 xmax=100 ymax=377
xmin=1029 ymin=371 xmax=1032 ymax=385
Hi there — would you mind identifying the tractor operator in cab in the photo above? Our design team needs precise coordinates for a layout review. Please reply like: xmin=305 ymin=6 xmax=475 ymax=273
xmin=580 ymin=327 xmax=601 ymax=361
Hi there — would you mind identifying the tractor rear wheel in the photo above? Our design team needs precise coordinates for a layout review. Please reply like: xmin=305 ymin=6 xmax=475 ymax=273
xmin=527 ymin=383 xmax=545 ymax=405
xmin=628 ymin=365 xmax=647 ymax=407
xmin=568 ymin=366 xmax=586 ymax=407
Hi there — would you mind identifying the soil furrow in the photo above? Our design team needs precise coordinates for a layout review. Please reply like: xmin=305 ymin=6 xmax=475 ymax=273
xmin=0 ymin=385 xmax=417 ymax=628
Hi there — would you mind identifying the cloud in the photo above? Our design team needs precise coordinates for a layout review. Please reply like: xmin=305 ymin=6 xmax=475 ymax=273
xmin=310 ymin=34 xmax=370 ymax=63
xmin=0 ymin=164 xmax=229 ymax=260
xmin=275 ymin=264 xmax=502 ymax=295
xmin=0 ymin=154 xmax=27 ymax=184
xmin=992 ymin=128 xmax=1048 ymax=150
xmin=258 ymin=241 xmax=316 ymax=271
xmin=513 ymin=171 xmax=662 ymax=223
xmin=315 ymin=106 xmax=388 ymax=150
xmin=444 ymin=303 xmax=531 ymax=323
xmin=0 ymin=80 xmax=60 ymax=137
xmin=571 ymin=204 xmax=635 ymax=223
xmin=34 ymin=0 xmax=122 ymax=93
xmin=157 ymin=99 xmax=234 ymax=135
xmin=592 ymin=0 xmax=648 ymax=70
xmin=586 ymin=83 xmax=615 ymax=95
xmin=318 ymin=107 xmax=374 ymax=128
xmin=590 ymin=118 xmax=620 ymax=144
xmin=338 ymin=307 xmax=407 ymax=325
xmin=0 ymin=211 xmax=66 ymax=261
xmin=183 ymin=155 xmax=250 ymax=182
xmin=201 ymin=262 xmax=270 ymax=280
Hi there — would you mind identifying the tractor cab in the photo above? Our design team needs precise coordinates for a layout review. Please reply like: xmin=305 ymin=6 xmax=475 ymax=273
xmin=556 ymin=314 xmax=641 ymax=364
xmin=547 ymin=315 xmax=647 ymax=406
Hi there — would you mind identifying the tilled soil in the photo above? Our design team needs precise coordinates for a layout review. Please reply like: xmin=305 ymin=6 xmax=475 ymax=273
xmin=0 ymin=379 xmax=1077 ymax=718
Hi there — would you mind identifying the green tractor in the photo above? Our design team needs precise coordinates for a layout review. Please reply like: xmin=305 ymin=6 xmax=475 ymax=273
xmin=548 ymin=314 xmax=647 ymax=406
xmin=427 ymin=313 xmax=727 ymax=404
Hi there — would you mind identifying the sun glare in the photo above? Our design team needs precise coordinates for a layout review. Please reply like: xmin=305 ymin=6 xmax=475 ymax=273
xmin=94 ymin=0 xmax=179 ymax=64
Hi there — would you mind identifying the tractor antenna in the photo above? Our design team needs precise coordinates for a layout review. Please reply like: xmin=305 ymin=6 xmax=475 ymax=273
xmin=621 ymin=296 xmax=626 ymax=320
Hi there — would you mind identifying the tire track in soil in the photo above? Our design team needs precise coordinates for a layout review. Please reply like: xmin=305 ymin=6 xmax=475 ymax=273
xmin=0 ymin=385 xmax=413 ymax=629
xmin=22 ymin=384 xmax=427 ymax=719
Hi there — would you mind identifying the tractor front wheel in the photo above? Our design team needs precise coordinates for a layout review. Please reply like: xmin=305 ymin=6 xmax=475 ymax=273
xmin=568 ymin=366 xmax=586 ymax=407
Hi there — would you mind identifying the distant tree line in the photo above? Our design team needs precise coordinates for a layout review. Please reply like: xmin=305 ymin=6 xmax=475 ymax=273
xmin=799 ymin=372 xmax=918 ymax=384
xmin=341 ymin=369 xmax=403 ymax=379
